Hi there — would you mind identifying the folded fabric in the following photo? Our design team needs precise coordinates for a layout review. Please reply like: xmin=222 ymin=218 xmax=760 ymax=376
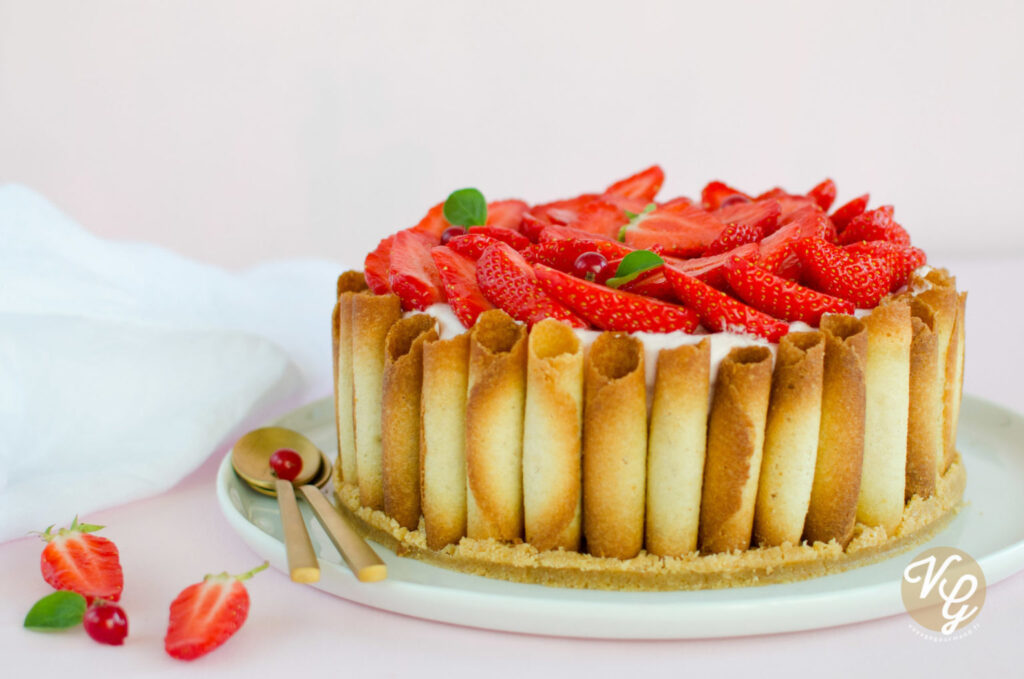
xmin=0 ymin=185 xmax=342 ymax=541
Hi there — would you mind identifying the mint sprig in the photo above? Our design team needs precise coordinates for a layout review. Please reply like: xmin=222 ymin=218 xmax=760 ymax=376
xmin=606 ymin=250 xmax=664 ymax=289
xmin=617 ymin=202 xmax=656 ymax=241
xmin=443 ymin=188 xmax=487 ymax=227
xmin=24 ymin=591 xmax=87 ymax=630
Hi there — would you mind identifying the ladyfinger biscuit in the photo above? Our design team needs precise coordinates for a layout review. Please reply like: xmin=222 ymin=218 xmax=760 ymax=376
xmin=855 ymin=299 xmax=912 ymax=533
xmin=523 ymin=319 xmax=584 ymax=552
xmin=382 ymin=315 xmax=438 ymax=530
xmin=583 ymin=332 xmax=648 ymax=559
xmin=699 ymin=346 xmax=773 ymax=554
xmin=753 ymin=332 xmax=824 ymax=548
xmin=804 ymin=315 xmax=867 ymax=548
xmin=465 ymin=310 xmax=527 ymax=541
xmin=906 ymin=302 xmax=942 ymax=499
xmin=333 ymin=272 xmax=369 ymax=486
xmin=916 ymin=283 xmax=957 ymax=469
xmin=352 ymin=292 xmax=402 ymax=509
xmin=645 ymin=339 xmax=710 ymax=557
xmin=942 ymin=292 xmax=967 ymax=471
xmin=421 ymin=333 xmax=470 ymax=550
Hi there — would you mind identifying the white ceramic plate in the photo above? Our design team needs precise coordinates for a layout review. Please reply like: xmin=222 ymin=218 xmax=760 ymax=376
xmin=216 ymin=394 xmax=1024 ymax=639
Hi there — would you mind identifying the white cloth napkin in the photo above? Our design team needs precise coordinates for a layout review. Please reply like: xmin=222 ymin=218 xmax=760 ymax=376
xmin=0 ymin=185 xmax=342 ymax=541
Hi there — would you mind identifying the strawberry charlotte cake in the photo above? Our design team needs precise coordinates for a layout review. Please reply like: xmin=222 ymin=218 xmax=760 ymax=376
xmin=330 ymin=166 xmax=966 ymax=590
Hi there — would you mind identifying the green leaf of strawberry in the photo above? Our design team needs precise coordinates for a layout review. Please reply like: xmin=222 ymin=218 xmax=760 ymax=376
xmin=443 ymin=188 xmax=488 ymax=227
xmin=606 ymin=250 xmax=664 ymax=289
xmin=24 ymin=590 xmax=87 ymax=630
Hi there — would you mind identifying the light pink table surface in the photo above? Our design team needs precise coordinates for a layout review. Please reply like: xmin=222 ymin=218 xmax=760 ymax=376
xmin=1 ymin=257 xmax=1020 ymax=677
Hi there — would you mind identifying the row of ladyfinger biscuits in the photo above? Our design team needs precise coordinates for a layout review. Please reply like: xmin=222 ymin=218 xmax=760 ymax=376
xmin=331 ymin=268 xmax=966 ymax=559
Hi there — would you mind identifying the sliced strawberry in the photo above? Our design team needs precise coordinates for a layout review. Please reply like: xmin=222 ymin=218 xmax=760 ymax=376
xmin=604 ymin=165 xmax=664 ymax=202
xmin=388 ymin=229 xmax=445 ymax=310
xmin=475 ymin=242 xmax=586 ymax=328
xmin=468 ymin=225 xmax=531 ymax=250
xmin=836 ymin=205 xmax=910 ymax=246
xmin=527 ymin=193 xmax=599 ymax=227
xmin=664 ymin=266 xmax=789 ymax=341
xmin=164 ymin=563 xmax=267 ymax=661
xmin=538 ymin=223 xmax=619 ymax=243
xmin=447 ymin=233 xmax=499 ymax=260
xmin=521 ymin=238 xmax=633 ymax=272
xmin=659 ymin=242 xmax=760 ymax=289
xmin=830 ymin=194 xmax=870 ymax=231
xmin=520 ymin=212 xmax=550 ymax=242
xmin=618 ymin=270 xmax=676 ymax=301
xmin=38 ymin=518 xmax=123 ymax=604
xmin=659 ymin=196 xmax=695 ymax=212
xmin=410 ymin=202 xmax=449 ymax=240
xmin=777 ymin=194 xmax=820 ymax=219
xmin=431 ymin=246 xmax=495 ymax=327
xmin=534 ymin=264 xmax=697 ymax=333
xmin=792 ymin=237 xmax=892 ymax=308
xmin=703 ymin=222 xmax=765 ymax=257
xmin=724 ymin=256 xmax=854 ymax=326
xmin=757 ymin=207 xmax=834 ymax=274
xmin=844 ymin=240 xmax=927 ymax=291
xmin=714 ymin=198 xmax=781 ymax=233
xmin=622 ymin=205 xmax=727 ymax=256
xmin=756 ymin=187 xmax=788 ymax=201
xmin=572 ymin=199 xmax=629 ymax=239
xmin=702 ymin=181 xmax=750 ymax=210
xmin=364 ymin=235 xmax=395 ymax=295
xmin=485 ymin=199 xmax=529 ymax=232
xmin=807 ymin=179 xmax=837 ymax=211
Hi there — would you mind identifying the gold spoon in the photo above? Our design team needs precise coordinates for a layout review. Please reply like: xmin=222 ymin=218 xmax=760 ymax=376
xmin=231 ymin=427 xmax=387 ymax=584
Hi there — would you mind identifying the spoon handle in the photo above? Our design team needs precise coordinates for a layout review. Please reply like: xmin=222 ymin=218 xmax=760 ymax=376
xmin=275 ymin=479 xmax=320 ymax=584
xmin=299 ymin=485 xmax=387 ymax=583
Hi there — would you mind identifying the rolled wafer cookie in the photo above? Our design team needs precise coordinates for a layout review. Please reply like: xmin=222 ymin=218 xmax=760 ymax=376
xmin=753 ymin=332 xmax=824 ymax=548
xmin=645 ymin=339 xmax=710 ymax=557
xmin=583 ymin=332 xmax=648 ymax=559
xmin=352 ymin=292 xmax=402 ymax=509
xmin=699 ymin=346 xmax=773 ymax=554
xmin=905 ymin=300 xmax=942 ymax=500
xmin=382 ymin=314 xmax=438 ymax=530
xmin=804 ymin=315 xmax=867 ymax=547
xmin=466 ymin=310 xmax=527 ymax=541
xmin=523 ymin=319 xmax=584 ymax=552
xmin=916 ymin=280 xmax=958 ymax=470
xmin=421 ymin=333 xmax=470 ymax=550
xmin=333 ymin=272 xmax=368 ymax=486
xmin=943 ymin=292 xmax=967 ymax=472
xmin=855 ymin=299 xmax=912 ymax=533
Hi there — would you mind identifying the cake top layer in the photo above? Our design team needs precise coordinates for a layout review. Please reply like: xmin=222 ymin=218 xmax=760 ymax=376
xmin=363 ymin=166 xmax=925 ymax=341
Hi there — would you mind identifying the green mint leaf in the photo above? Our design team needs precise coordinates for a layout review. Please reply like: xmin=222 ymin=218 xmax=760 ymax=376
xmin=24 ymin=591 xmax=86 ymax=630
xmin=606 ymin=250 xmax=664 ymax=289
xmin=617 ymin=202 xmax=656 ymax=241
xmin=443 ymin=188 xmax=487 ymax=227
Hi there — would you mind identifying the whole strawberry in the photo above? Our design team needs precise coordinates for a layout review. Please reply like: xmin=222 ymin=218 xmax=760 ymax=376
xmin=37 ymin=517 xmax=123 ymax=604
xmin=164 ymin=562 xmax=268 ymax=661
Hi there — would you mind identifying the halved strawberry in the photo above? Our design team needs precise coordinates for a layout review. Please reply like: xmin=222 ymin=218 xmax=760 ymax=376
xmin=807 ymin=179 xmax=837 ymax=211
xmin=792 ymin=237 xmax=892 ymax=307
xmin=702 ymin=181 xmax=750 ymax=210
xmin=538 ymin=223 xmax=619 ymax=243
xmin=757 ymin=207 xmax=834 ymax=274
xmin=659 ymin=196 xmax=695 ymax=212
xmin=468 ymin=225 xmax=531 ymax=250
xmin=703 ymin=222 xmax=765 ymax=256
xmin=724 ymin=256 xmax=854 ymax=326
xmin=621 ymin=205 xmax=728 ymax=256
xmin=659 ymin=242 xmax=760 ymax=289
xmin=521 ymin=238 xmax=633 ymax=272
xmin=485 ymin=199 xmax=529 ymax=232
xmin=664 ymin=266 xmax=789 ymax=341
xmin=475 ymin=242 xmax=586 ymax=328
xmin=164 ymin=562 xmax=268 ymax=661
xmin=618 ymin=270 xmax=676 ymax=301
xmin=844 ymin=240 xmax=926 ymax=291
xmin=572 ymin=199 xmax=629 ymax=240
xmin=777 ymin=194 xmax=820 ymax=219
xmin=410 ymin=202 xmax=449 ymax=240
xmin=836 ymin=205 xmax=910 ymax=246
xmin=604 ymin=165 xmax=664 ymax=202
xmin=388 ymin=229 xmax=445 ymax=310
xmin=38 ymin=517 xmax=123 ymax=604
xmin=364 ymin=235 xmax=395 ymax=295
xmin=447 ymin=233 xmax=500 ymax=260
xmin=534 ymin=264 xmax=698 ymax=333
xmin=431 ymin=246 xmax=495 ymax=327
xmin=830 ymin=194 xmax=870 ymax=231
xmin=714 ymin=198 xmax=782 ymax=234
xmin=525 ymin=193 xmax=600 ymax=233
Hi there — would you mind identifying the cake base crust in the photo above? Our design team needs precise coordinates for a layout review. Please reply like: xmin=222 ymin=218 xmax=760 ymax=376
xmin=332 ymin=456 xmax=965 ymax=591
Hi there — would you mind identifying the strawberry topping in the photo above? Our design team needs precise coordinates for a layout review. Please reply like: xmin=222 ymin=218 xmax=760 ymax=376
xmin=792 ymin=237 xmax=893 ymax=308
xmin=830 ymin=194 xmax=870 ymax=231
xmin=604 ymin=165 xmax=664 ymax=202
xmin=431 ymin=246 xmax=495 ymax=327
xmin=475 ymin=242 xmax=587 ymax=328
xmin=388 ymin=230 xmax=445 ymax=311
xmin=664 ymin=266 xmax=789 ymax=341
xmin=724 ymin=255 xmax=855 ymax=326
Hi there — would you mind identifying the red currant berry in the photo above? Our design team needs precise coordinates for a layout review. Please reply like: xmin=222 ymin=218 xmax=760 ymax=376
xmin=719 ymin=194 xmax=751 ymax=209
xmin=83 ymin=600 xmax=128 ymax=646
xmin=440 ymin=226 xmax=467 ymax=245
xmin=595 ymin=259 xmax=619 ymax=285
xmin=269 ymin=448 xmax=303 ymax=482
xmin=573 ymin=251 xmax=608 ymax=281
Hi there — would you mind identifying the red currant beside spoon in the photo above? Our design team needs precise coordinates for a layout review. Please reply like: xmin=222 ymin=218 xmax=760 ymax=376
xmin=83 ymin=600 xmax=128 ymax=646
xmin=269 ymin=448 xmax=303 ymax=482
